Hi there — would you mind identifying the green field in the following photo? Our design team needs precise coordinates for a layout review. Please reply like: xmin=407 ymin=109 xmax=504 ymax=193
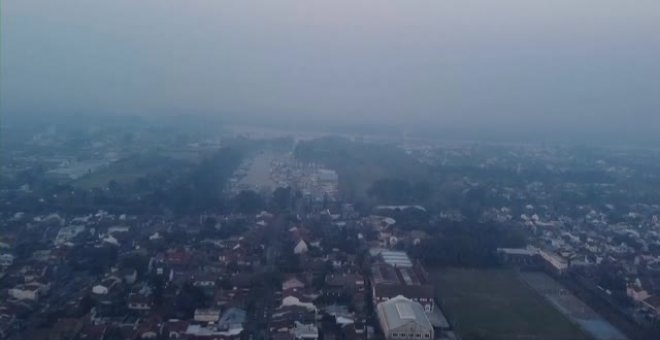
xmin=73 ymin=154 xmax=190 ymax=189
xmin=430 ymin=268 xmax=589 ymax=340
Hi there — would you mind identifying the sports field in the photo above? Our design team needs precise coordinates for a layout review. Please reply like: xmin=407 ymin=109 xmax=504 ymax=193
xmin=429 ymin=268 xmax=589 ymax=340
xmin=520 ymin=272 xmax=627 ymax=340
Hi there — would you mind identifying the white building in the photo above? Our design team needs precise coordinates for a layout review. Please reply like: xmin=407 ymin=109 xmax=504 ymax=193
xmin=9 ymin=283 xmax=49 ymax=301
xmin=294 ymin=240 xmax=309 ymax=254
xmin=92 ymin=276 xmax=121 ymax=295
xmin=92 ymin=285 xmax=109 ymax=295
xmin=282 ymin=277 xmax=305 ymax=291
xmin=376 ymin=296 xmax=433 ymax=340
xmin=9 ymin=287 xmax=40 ymax=301
xmin=281 ymin=296 xmax=317 ymax=312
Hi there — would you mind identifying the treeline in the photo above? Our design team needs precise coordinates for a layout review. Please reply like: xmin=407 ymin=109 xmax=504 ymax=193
xmin=367 ymin=179 xmax=431 ymax=205
xmin=2 ymin=147 xmax=245 ymax=215
xmin=150 ymin=147 xmax=243 ymax=214
xmin=410 ymin=220 xmax=526 ymax=268
xmin=373 ymin=206 xmax=526 ymax=268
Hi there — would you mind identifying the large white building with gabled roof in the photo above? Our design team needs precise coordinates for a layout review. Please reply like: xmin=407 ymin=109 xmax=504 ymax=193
xmin=376 ymin=295 xmax=433 ymax=340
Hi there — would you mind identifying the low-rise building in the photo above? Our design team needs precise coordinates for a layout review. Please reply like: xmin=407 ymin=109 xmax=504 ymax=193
xmin=9 ymin=282 xmax=49 ymax=301
xmin=538 ymin=249 xmax=569 ymax=275
xmin=372 ymin=263 xmax=434 ymax=312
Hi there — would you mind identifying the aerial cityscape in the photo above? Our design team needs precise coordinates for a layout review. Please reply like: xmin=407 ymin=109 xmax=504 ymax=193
xmin=2 ymin=119 xmax=660 ymax=339
xmin=2 ymin=0 xmax=660 ymax=339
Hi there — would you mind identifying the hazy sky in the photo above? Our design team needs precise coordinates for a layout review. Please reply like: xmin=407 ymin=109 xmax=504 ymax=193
xmin=2 ymin=0 xmax=659 ymax=132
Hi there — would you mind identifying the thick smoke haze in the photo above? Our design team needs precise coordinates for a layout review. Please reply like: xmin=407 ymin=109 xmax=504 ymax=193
xmin=2 ymin=0 xmax=659 ymax=136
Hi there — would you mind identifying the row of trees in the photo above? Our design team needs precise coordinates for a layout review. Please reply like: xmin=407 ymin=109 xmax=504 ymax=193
xmin=410 ymin=220 xmax=526 ymax=267
xmin=367 ymin=179 xmax=431 ymax=204
xmin=148 ymin=147 xmax=244 ymax=214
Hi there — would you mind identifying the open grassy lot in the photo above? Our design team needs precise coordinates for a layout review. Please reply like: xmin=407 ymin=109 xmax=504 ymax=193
xmin=429 ymin=268 xmax=589 ymax=340
xmin=73 ymin=154 xmax=191 ymax=189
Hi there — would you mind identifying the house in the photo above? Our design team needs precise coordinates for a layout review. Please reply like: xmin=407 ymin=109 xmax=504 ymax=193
xmin=92 ymin=276 xmax=121 ymax=295
xmin=325 ymin=274 xmax=365 ymax=298
xmin=627 ymin=284 xmax=650 ymax=302
xmin=9 ymin=282 xmax=49 ymax=301
xmin=376 ymin=296 xmax=434 ymax=340
xmin=270 ymin=306 xmax=317 ymax=335
xmin=283 ymin=277 xmax=306 ymax=291
xmin=21 ymin=263 xmax=50 ymax=282
xmin=281 ymin=296 xmax=317 ymax=312
xmin=91 ymin=285 xmax=109 ymax=295
xmin=271 ymin=293 xmax=318 ymax=334
xmin=213 ymin=288 xmax=252 ymax=309
xmin=128 ymin=293 xmax=152 ymax=311
xmin=102 ymin=234 xmax=120 ymax=246
xmin=294 ymin=240 xmax=309 ymax=255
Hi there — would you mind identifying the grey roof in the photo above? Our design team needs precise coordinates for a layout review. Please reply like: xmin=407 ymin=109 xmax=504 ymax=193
xmin=381 ymin=251 xmax=413 ymax=267
xmin=377 ymin=296 xmax=432 ymax=331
